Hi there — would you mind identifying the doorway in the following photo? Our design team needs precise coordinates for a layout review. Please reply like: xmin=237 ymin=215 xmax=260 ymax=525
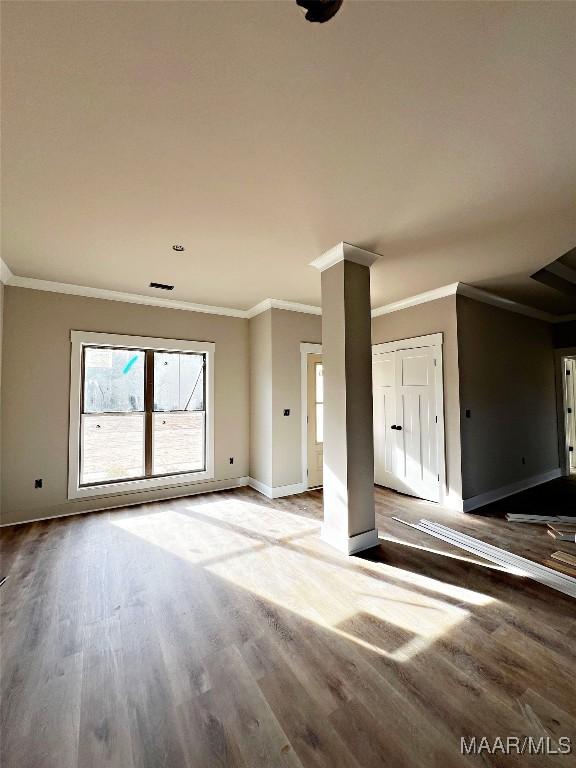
xmin=372 ymin=333 xmax=445 ymax=503
xmin=558 ymin=352 xmax=576 ymax=475
xmin=301 ymin=343 xmax=323 ymax=489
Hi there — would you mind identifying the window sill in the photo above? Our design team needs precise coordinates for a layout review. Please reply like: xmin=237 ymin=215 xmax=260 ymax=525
xmin=68 ymin=469 xmax=214 ymax=500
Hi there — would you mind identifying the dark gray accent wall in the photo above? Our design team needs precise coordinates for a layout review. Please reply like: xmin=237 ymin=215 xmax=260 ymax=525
xmin=554 ymin=319 xmax=576 ymax=349
xmin=457 ymin=295 xmax=559 ymax=500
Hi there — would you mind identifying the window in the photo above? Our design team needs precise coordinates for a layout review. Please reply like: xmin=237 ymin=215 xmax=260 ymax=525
xmin=69 ymin=332 xmax=214 ymax=499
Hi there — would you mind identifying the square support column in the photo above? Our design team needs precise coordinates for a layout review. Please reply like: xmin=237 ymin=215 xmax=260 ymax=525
xmin=311 ymin=242 xmax=380 ymax=555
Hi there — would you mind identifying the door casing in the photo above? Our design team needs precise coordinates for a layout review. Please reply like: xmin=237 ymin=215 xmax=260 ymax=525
xmin=372 ymin=333 xmax=447 ymax=505
xmin=301 ymin=343 xmax=323 ymax=489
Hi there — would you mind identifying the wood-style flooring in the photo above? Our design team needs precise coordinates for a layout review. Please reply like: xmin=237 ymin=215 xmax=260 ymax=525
xmin=1 ymin=485 xmax=575 ymax=768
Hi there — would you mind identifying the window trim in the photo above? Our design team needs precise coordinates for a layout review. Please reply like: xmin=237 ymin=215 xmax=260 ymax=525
xmin=68 ymin=331 xmax=215 ymax=499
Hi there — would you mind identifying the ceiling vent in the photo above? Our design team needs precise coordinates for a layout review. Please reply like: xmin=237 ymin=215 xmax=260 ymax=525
xmin=150 ymin=282 xmax=174 ymax=291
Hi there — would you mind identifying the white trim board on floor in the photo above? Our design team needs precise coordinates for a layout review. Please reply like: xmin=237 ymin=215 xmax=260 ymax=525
xmin=394 ymin=518 xmax=576 ymax=599
xmin=462 ymin=468 xmax=562 ymax=512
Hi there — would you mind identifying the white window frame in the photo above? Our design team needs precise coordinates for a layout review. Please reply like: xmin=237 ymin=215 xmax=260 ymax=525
xmin=68 ymin=330 xmax=215 ymax=499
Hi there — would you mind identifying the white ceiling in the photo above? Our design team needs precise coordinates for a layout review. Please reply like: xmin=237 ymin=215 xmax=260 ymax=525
xmin=2 ymin=1 xmax=575 ymax=313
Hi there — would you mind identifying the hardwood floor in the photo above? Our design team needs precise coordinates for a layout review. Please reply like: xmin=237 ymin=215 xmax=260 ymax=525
xmin=1 ymin=485 xmax=575 ymax=768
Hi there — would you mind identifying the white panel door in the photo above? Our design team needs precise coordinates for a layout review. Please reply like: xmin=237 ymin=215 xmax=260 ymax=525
xmin=373 ymin=353 xmax=397 ymax=491
xmin=566 ymin=358 xmax=576 ymax=472
xmin=393 ymin=347 xmax=439 ymax=502
xmin=373 ymin=345 xmax=441 ymax=503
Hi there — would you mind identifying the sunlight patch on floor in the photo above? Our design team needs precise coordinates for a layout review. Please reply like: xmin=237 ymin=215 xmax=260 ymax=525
xmin=110 ymin=497 xmax=494 ymax=662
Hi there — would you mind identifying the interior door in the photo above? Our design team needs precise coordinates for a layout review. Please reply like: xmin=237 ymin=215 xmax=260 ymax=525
xmin=393 ymin=347 xmax=439 ymax=502
xmin=566 ymin=358 xmax=576 ymax=472
xmin=307 ymin=353 xmax=323 ymax=487
xmin=373 ymin=352 xmax=397 ymax=491
xmin=373 ymin=345 xmax=441 ymax=503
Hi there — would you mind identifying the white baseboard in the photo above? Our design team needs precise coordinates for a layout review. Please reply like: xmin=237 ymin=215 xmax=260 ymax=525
xmin=462 ymin=468 xmax=562 ymax=512
xmin=247 ymin=478 xmax=306 ymax=499
xmin=321 ymin=524 xmax=380 ymax=555
xmin=0 ymin=476 xmax=250 ymax=527
xmin=247 ymin=477 xmax=272 ymax=497
xmin=440 ymin=490 xmax=465 ymax=512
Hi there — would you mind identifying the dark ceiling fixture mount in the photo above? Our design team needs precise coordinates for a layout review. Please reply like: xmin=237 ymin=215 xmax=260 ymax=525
xmin=150 ymin=282 xmax=175 ymax=291
xmin=172 ymin=244 xmax=185 ymax=252
xmin=296 ymin=0 xmax=343 ymax=24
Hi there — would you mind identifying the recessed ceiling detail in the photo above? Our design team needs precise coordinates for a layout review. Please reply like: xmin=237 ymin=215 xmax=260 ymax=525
xmin=531 ymin=246 xmax=576 ymax=300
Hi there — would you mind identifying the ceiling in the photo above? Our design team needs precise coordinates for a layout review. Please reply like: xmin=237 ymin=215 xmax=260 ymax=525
xmin=2 ymin=1 xmax=575 ymax=314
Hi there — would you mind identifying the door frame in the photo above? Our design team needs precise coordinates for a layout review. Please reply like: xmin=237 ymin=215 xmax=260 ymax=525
xmin=372 ymin=333 xmax=447 ymax=505
xmin=301 ymin=343 xmax=323 ymax=489
xmin=555 ymin=347 xmax=576 ymax=477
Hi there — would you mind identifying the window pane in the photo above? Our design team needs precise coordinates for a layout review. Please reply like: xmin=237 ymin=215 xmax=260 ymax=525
xmin=154 ymin=352 xmax=204 ymax=411
xmin=83 ymin=348 xmax=144 ymax=413
xmin=315 ymin=403 xmax=323 ymax=443
xmin=81 ymin=413 xmax=144 ymax=484
xmin=315 ymin=363 xmax=323 ymax=403
xmin=152 ymin=412 xmax=205 ymax=475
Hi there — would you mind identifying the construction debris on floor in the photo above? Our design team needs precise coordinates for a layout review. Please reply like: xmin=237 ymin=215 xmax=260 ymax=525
xmin=394 ymin=518 xmax=576 ymax=599
xmin=505 ymin=513 xmax=576 ymax=524
xmin=547 ymin=522 xmax=576 ymax=543
xmin=551 ymin=551 xmax=576 ymax=568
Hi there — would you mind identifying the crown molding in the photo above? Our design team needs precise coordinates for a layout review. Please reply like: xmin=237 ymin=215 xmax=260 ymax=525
xmin=1 ymin=264 xmax=322 ymax=320
xmin=246 ymin=298 xmax=322 ymax=319
xmin=370 ymin=281 xmax=574 ymax=324
xmin=6 ymin=274 xmax=248 ymax=318
xmin=0 ymin=257 xmax=14 ymax=285
xmin=310 ymin=241 xmax=381 ymax=272
xmin=3 ymin=260 xmax=573 ymax=325
xmin=371 ymin=283 xmax=459 ymax=317
xmin=455 ymin=283 xmax=556 ymax=323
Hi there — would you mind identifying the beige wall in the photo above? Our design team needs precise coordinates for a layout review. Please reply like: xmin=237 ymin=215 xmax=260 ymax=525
xmin=1 ymin=287 xmax=249 ymax=525
xmin=371 ymin=296 xmax=462 ymax=502
xmin=457 ymin=296 xmax=559 ymax=500
xmin=248 ymin=308 xmax=322 ymax=490
xmin=248 ymin=310 xmax=273 ymax=487
xmin=3 ymin=283 xmax=560 ymax=523
xmin=271 ymin=308 xmax=322 ymax=489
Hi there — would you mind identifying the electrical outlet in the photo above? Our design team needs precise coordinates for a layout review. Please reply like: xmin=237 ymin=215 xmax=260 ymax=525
xmin=283 ymin=409 xmax=290 ymax=416
xmin=34 ymin=479 xmax=43 ymax=489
